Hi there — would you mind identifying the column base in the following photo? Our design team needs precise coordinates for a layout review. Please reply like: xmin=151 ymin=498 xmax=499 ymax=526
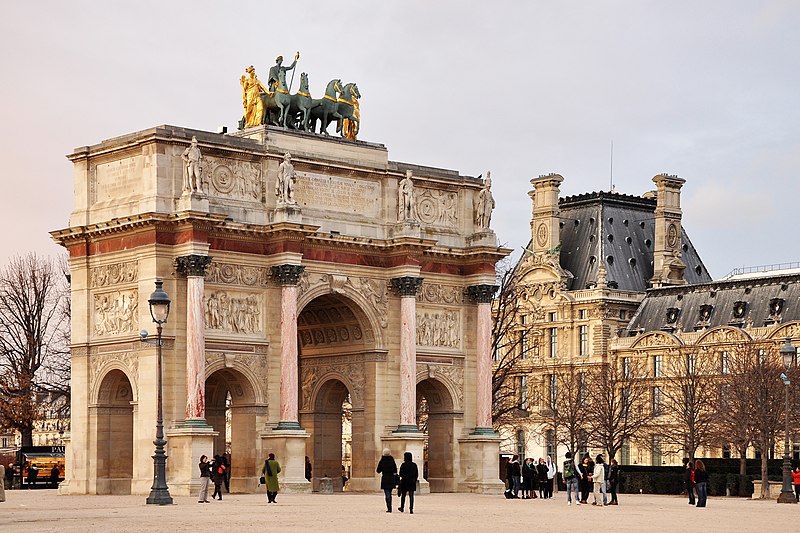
xmin=261 ymin=426 xmax=311 ymax=494
xmin=165 ymin=424 xmax=218 ymax=496
xmin=457 ymin=432 xmax=503 ymax=495
xmin=470 ymin=427 xmax=498 ymax=436
xmin=393 ymin=424 xmax=422 ymax=434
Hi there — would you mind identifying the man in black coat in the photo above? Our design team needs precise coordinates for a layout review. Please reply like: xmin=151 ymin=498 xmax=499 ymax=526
xmin=398 ymin=452 xmax=419 ymax=514
xmin=376 ymin=448 xmax=398 ymax=513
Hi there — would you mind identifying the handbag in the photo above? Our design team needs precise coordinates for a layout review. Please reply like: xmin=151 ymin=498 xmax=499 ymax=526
xmin=394 ymin=473 xmax=401 ymax=487
xmin=259 ymin=475 xmax=266 ymax=485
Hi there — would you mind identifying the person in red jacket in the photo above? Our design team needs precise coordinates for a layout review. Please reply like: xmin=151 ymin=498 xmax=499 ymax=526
xmin=792 ymin=465 xmax=800 ymax=503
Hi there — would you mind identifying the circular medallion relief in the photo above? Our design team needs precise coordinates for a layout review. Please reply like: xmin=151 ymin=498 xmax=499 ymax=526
xmin=536 ymin=223 xmax=549 ymax=247
xmin=212 ymin=165 xmax=235 ymax=194
xmin=667 ymin=223 xmax=678 ymax=248
xmin=417 ymin=196 xmax=438 ymax=224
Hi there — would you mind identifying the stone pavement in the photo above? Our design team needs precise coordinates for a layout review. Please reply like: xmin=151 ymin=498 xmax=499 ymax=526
xmin=0 ymin=489 xmax=797 ymax=532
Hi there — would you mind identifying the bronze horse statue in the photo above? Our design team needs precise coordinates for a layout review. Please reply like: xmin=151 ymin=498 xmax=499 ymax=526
xmin=288 ymin=72 xmax=313 ymax=131
xmin=336 ymin=82 xmax=361 ymax=138
xmin=309 ymin=79 xmax=343 ymax=135
xmin=260 ymin=69 xmax=292 ymax=127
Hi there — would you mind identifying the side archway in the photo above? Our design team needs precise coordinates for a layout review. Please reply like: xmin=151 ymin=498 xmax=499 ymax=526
xmin=92 ymin=369 xmax=135 ymax=494
xmin=417 ymin=376 xmax=460 ymax=492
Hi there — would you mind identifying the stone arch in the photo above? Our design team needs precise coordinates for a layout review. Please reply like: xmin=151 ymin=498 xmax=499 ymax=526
xmin=92 ymin=369 xmax=134 ymax=494
xmin=765 ymin=321 xmax=800 ymax=341
xmin=205 ymin=358 xmax=267 ymax=405
xmin=298 ymin=281 xmax=385 ymax=348
xmin=205 ymin=367 xmax=263 ymax=492
xmin=91 ymin=361 xmax=137 ymax=405
xmin=630 ymin=331 xmax=683 ymax=349
xmin=301 ymin=377 xmax=358 ymax=492
xmin=695 ymin=326 xmax=753 ymax=345
xmin=416 ymin=376 xmax=460 ymax=492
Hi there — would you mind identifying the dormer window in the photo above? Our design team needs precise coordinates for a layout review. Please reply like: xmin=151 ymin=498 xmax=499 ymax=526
xmin=732 ymin=301 xmax=747 ymax=319
xmin=666 ymin=307 xmax=680 ymax=324
xmin=770 ymin=297 xmax=784 ymax=316
xmin=699 ymin=304 xmax=713 ymax=322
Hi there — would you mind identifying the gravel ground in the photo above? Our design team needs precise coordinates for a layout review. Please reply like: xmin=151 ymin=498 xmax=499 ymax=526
xmin=1 ymin=489 xmax=797 ymax=532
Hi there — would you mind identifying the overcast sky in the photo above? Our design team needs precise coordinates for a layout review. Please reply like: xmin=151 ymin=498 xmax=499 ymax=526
xmin=2 ymin=1 xmax=798 ymax=278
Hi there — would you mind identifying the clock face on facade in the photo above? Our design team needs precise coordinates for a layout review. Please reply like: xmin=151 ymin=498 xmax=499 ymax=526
xmin=536 ymin=223 xmax=548 ymax=247
xmin=667 ymin=223 xmax=678 ymax=248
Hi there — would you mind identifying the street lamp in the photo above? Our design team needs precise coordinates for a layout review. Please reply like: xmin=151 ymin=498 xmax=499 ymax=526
xmin=145 ymin=279 xmax=173 ymax=505
xmin=777 ymin=337 xmax=797 ymax=504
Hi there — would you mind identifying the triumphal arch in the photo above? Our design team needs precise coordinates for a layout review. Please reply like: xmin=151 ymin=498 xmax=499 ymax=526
xmin=52 ymin=123 xmax=508 ymax=496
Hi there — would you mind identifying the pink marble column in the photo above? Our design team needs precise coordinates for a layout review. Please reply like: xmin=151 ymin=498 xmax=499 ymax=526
xmin=176 ymin=255 xmax=213 ymax=424
xmin=391 ymin=276 xmax=423 ymax=432
xmin=272 ymin=264 xmax=305 ymax=430
xmin=468 ymin=284 xmax=498 ymax=433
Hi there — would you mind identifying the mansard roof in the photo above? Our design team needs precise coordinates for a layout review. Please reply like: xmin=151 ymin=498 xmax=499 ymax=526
xmin=625 ymin=272 xmax=800 ymax=334
xmin=557 ymin=191 xmax=711 ymax=292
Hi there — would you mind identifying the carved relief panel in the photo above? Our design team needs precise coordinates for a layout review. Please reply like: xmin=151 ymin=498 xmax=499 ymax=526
xmin=415 ymin=188 xmax=458 ymax=228
xmin=416 ymin=308 xmax=462 ymax=350
xmin=205 ymin=262 xmax=273 ymax=287
xmin=90 ymin=261 xmax=138 ymax=288
xmin=416 ymin=282 xmax=464 ymax=305
xmin=300 ymin=358 xmax=368 ymax=410
xmin=203 ymin=156 xmax=262 ymax=201
xmin=93 ymin=289 xmax=138 ymax=336
xmin=204 ymin=290 xmax=262 ymax=334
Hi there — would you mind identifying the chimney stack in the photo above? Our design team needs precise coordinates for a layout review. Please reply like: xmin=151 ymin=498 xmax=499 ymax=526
xmin=650 ymin=173 xmax=687 ymax=287
xmin=529 ymin=174 xmax=563 ymax=255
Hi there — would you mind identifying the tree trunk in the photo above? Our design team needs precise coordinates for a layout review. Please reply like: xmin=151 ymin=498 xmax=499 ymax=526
xmin=760 ymin=440 xmax=769 ymax=499
xmin=739 ymin=455 xmax=747 ymax=476
xmin=21 ymin=429 xmax=33 ymax=448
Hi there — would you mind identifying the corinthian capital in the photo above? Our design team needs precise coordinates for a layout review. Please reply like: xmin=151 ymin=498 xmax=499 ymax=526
xmin=175 ymin=255 xmax=213 ymax=277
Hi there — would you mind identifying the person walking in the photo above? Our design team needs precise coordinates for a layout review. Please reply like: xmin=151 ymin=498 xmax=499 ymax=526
xmin=397 ymin=452 xmax=419 ymax=514
xmin=607 ymin=458 xmax=619 ymax=505
xmin=376 ymin=448 xmax=398 ymax=512
xmin=592 ymin=455 xmax=606 ymax=506
xmin=792 ymin=465 xmax=800 ymax=502
xmin=563 ymin=452 xmax=581 ymax=505
xmin=50 ymin=464 xmax=61 ymax=489
xmin=536 ymin=458 xmax=548 ymax=499
xmin=198 ymin=455 xmax=211 ymax=503
xmin=694 ymin=459 xmax=708 ymax=508
xmin=522 ymin=458 xmax=536 ymax=499
xmin=262 ymin=453 xmax=281 ymax=503
xmin=211 ymin=455 xmax=226 ymax=500
xmin=683 ymin=459 xmax=696 ymax=505
xmin=546 ymin=455 xmax=556 ymax=499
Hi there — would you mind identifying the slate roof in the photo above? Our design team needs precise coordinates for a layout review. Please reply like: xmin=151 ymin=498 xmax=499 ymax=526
xmin=557 ymin=191 xmax=711 ymax=291
xmin=625 ymin=273 xmax=800 ymax=334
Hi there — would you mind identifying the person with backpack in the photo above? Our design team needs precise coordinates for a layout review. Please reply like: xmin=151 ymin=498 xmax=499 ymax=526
xmin=211 ymin=455 xmax=226 ymax=500
xmin=563 ymin=451 xmax=580 ymax=505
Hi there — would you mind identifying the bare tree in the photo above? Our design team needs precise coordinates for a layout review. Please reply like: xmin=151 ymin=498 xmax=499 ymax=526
xmin=587 ymin=357 xmax=652 ymax=461
xmin=539 ymin=363 xmax=591 ymax=456
xmin=712 ymin=346 xmax=753 ymax=476
xmin=491 ymin=259 xmax=537 ymax=430
xmin=654 ymin=346 xmax=717 ymax=460
xmin=0 ymin=253 xmax=70 ymax=446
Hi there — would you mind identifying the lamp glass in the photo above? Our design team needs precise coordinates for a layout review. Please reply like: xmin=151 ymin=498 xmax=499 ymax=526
xmin=148 ymin=280 xmax=171 ymax=324
xmin=780 ymin=337 xmax=796 ymax=369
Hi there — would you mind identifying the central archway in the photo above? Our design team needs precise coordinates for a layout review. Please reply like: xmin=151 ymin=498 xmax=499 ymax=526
xmin=297 ymin=292 xmax=374 ymax=491
xmin=205 ymin=368 xmax=258 ymax=492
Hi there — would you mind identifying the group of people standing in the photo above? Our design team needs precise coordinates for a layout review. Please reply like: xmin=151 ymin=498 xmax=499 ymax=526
xmin=376 ymin=449 xmax=419 ymax=514
xmin=506 ymin=455 xmax=557 ymax=499
xmin=561 ymin=452 xmax=619 ymax=506
xmin=197 ymin=454 xmax=231 ymax=503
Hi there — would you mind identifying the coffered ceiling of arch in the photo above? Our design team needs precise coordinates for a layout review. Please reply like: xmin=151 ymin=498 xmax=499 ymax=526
xmin=298 ymin=295 xmax=373 ymax=353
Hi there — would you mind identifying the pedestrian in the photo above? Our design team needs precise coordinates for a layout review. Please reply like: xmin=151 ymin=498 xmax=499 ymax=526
xmin=579 ymin=455 xmax=593 ymax=504
xmin=522 ymin=458 xmax=536 ymax=499
xmin=262 ymin=453 xmax=281 ymax=503
xmin=608 ymin=458 xmax=619 ymax=505
xmin=683 ymin=458 xmax=696 ymax=505
xmin=5 ymin=463 xmax=15 ymax=491
xmin=50 ymin=463 xmax=61 ymax=489
xmin=694 ymin=459 xmax=708 ymax=508
xmin=536 ymin=458 xmax=548 ymax=498
xmin=305 ymin=456 xmax=312 ymax=482
xmin=792 ymin=465 xmax=800 ymax=502
xmin=546 ymin=455 xmax=556 ymax=498
xmin=198 ymin=455 xmax=211 ymax=503
xmin=592 ymin=455 xmax=606 ymax=506
xmin=223 ymin=454 xmax=231 ymax=493
xmin=26 ymin=463 xmax=38 ymax=488
xmin=508 ymin=455 xmax=522 ymax=498
xmin=563 ymin=451 xmax=581 ymax=505
xmin=376 ymin=448 xmax=398 ymax=512
xmin=397 ymin=451 xmax=418 ymax=514
xmin=211 ymin=455 xmax=226 ymax=500
xmin=0 ymin=464 xmax=5 ymax=502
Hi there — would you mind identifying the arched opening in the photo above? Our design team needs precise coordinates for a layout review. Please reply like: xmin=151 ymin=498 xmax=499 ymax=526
xmin=297 ymin=293 xmax=373 ymax=492
xmin=417 ymin=377 xmax=458 ymax=492
xmin=93 ymin=369 xmax=134 ymax=494
xmin=206 ymin=368 xmax=258 ymax=492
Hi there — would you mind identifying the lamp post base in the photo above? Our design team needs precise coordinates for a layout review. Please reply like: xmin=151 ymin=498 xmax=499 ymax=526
xmin=146 ymin=489 xmax=174 ymax=505
xmin=777 ymin=491 xmax=797 ymax=504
